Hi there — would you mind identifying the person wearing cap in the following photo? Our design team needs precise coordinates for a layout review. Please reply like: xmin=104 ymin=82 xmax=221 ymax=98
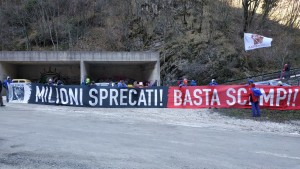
xmin=277 ymin=81 xmax=283 ymax=86
xmin=249 ymin=83 xmax=261 ymax=117
xmin=0 ymin=80 xmax=5 ymax=106
xmin=209 ymin=79 xmax=218 ymax=86
xmin=248 ymin=79 xmax=254 ymax=85
xmin=3 ymin=76 xmax=12 ymax=103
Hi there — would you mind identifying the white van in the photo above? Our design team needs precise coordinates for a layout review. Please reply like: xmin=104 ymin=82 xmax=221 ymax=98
xmin=12 ymin=79 xmax=31 ymax=83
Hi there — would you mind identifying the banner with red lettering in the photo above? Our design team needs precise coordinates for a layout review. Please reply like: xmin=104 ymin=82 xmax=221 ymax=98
xmin=168 ymin=85 xmax=300 ymax=110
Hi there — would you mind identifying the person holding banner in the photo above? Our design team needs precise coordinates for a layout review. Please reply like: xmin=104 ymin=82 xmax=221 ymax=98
xmin=0 ymin=80 xmax=5 ymax=106
xmin=249 ymin=83 xmax=261 ymax=117
xmin=209 ymin=79 xmax=218 ymax=86
xmin=248 ymin=79 xmax=254 ymax=85
xmin=3 ymin=76 xmax=12 ymax=103
xmin=117 ymin=80 xmax=127 ymax=88
xmin=208 ymin=79 xmax=218 ymax=109
xmin=179 ymin=78 xmax=188 ymax=88
xmin=190 ymin=80 xmax=197 ymax=86
xmin=81 ymin=77 xmax=91 ymax=86
xmin=47 ymin=78 xmax=54 ymax=86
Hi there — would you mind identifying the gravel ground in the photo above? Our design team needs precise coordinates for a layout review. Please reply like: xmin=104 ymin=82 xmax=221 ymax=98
xmin=6 ymin=103 xmax=300 ymax=136
xmin=1 ymin=103 xmax=300 ymax=169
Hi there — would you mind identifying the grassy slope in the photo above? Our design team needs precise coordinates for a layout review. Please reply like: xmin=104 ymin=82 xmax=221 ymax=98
xmin=217 ymin=108 xmax=300 ymax=123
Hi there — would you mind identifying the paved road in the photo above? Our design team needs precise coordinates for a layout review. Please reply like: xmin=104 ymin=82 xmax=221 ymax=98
xmin=0 ymin=104 xmax=299 ymax=169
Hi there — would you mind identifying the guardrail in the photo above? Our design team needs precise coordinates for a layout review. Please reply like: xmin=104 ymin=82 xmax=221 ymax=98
xmin=162 ymin=68 xmax=300 ymax=86
xmin=224 ymin=67 xmax=300 ymax=86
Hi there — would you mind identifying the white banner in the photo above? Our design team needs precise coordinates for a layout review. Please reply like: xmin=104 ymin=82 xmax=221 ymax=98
xmin=8 ymin=83 xmax=31 ymax=103
xmin=244 ymin=33 xmax=273 ymax=51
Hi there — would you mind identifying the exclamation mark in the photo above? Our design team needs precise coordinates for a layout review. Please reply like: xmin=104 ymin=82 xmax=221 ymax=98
xmin=45 ymin=87 xmax=48 ymax=102
xmin=292 ymin=89 xmax=299 ymax=107
xmin=56 ymin=88 xmax=60 ymax=104
xmin=160 ymin=89 xmax=163 ymax=106
xmin=154 ymin=90 xmax=157 ymax=106
xmin=287 ymin=89 xmax=292 ymax=106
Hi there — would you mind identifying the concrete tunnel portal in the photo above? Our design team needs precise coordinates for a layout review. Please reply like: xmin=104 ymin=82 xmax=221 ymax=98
xmin=0 ymin=51 xmax=160 ymax=86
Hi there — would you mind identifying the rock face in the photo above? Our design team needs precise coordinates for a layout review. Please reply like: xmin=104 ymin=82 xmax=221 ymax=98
xmin=1 ymin=0 xmax=299 ymax=85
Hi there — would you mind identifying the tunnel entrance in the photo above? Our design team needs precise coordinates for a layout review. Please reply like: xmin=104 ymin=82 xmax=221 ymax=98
xmin=84 ymin=61 xmax=157 ymax=85
xmin=1 ymin=62 xmax=80 ymax=85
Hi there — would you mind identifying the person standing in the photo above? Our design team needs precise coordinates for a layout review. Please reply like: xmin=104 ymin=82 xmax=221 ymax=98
xmin=117 ymin=80 xmax=127 ymax=88
xmin=3 ymin=76 xmax=12 ymax=103
xmin=284 ymin=63 xmax=291 ymax=79
xmin=179 ymin=78 xmax=188 ymax=88
xmin=208 ymin=79 xmax=218 ymax=109
xmin=47 ymin=78 xmax=54 ymax=86
xmin=248 ymin=79 xmax=254 ymax=85
xmin=249 ymin=83 xmax=261 ymax=117
xmin=133 ymin=81 xmax=139 ymax=88
xmin=152 ymin=80 xmax=158 ymax=87
xmin=209 ymin=79 xmax=218 ymax=86
xmin=56 ymin=79 xmax=63 ymax=86
xmin=0 ymin=80 xmax=5 ymax=106
xmin=190 ymin=80 xmax=197 ymax=86
xmin=81 ymin=77 xmax=91 ymax=86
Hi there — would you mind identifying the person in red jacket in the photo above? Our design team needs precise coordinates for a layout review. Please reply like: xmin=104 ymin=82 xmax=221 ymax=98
xmin=249 ymin=83 xmax=261 ymax=117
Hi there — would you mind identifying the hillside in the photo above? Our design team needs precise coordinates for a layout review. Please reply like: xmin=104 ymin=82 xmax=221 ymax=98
xmin=0 ymin=0 xmax=299 ymax=85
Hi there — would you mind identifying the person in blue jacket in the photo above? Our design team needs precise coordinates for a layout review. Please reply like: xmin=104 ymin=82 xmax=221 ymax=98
xmin=3 ymin=76 xmax=12 ymax=103
xmin=117 ymin=80 xmax=127 ymax=88
xmin=248 ymin=79 xmax=254 ymax=85
xmin=209 ymin=79 xmax=218 ymax=86
xmin=190 ymin=80 xmax=197 ymax=86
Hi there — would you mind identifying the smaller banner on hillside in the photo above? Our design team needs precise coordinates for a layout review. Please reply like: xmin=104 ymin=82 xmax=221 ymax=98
xmin=244 ymin=33 xmax=273 ymax=51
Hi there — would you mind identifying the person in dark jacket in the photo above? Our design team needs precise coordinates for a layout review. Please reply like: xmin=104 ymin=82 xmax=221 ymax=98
xmin=152 ymin=80 xmax=158 ymax=87
xmin=249 ymin=83 xmax=261 ymax=117
xmin=0 ymin=80 xmax=5 ymax=106
xmin=81 ymin=77 xmax=91 ymax=86
xmin=284 ymin=63 xmax=291 ymax=79
xmin=3 ymin=76 xmax=12 ymax=103
xmin=56 ymin=80 xmax=63 ymax=86
xmin=47 ymin=78 xmax=54 ymax=86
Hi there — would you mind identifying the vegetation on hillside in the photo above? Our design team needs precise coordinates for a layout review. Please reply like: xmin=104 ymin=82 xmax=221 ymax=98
xmin=0 ymin=0 xmax=299 ymax=85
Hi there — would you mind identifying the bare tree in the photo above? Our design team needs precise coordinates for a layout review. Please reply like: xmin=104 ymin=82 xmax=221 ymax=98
xmin=259 ymin=0 xmax=279 ymax=30
xmin=242 ymin=0 xmax=261 ymax=32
